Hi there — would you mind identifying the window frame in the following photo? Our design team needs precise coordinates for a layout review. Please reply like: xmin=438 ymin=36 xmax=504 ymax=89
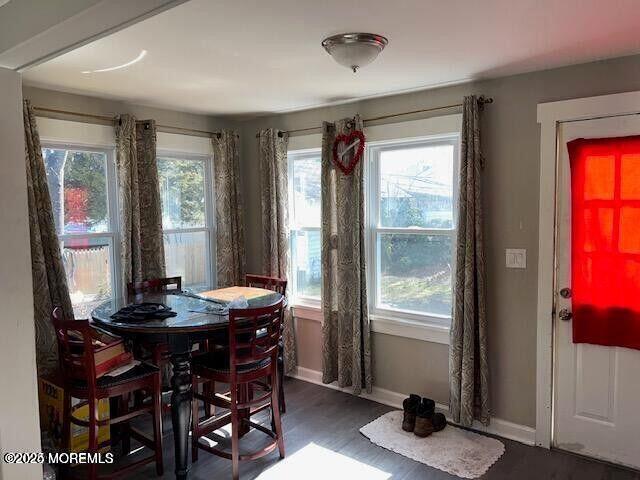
xmin=40 ymin=142 xmax=121 ymax=314
xmin=157 ymin=149 xmax=217 ymax=290
xmin=365 ymin=134 xmax=460 ymax=327
xmin=287 ymin=147 xmax=323 ymax=307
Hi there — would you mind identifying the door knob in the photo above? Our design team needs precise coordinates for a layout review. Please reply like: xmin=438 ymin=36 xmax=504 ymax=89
xmin=558 ymin=308 xmax=572 ymax=322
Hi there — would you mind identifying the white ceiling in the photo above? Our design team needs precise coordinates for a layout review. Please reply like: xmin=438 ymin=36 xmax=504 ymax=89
xmin=21 ymin=0 xmax=640 ymax=118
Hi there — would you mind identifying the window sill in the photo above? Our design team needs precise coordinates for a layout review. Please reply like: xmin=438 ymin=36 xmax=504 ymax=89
xmin=291 ymin=302 xmax=323 ymax=322
xmin=290 ymin=303 xmax=450 ymax=345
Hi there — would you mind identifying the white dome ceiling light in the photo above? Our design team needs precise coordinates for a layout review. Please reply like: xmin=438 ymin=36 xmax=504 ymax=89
xmin=321 ymin=33 xmax=388 ymax=73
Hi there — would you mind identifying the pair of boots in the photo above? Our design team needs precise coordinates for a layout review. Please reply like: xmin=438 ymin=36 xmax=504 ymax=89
xmin=402 ymin=394 xmax=447 ymax=437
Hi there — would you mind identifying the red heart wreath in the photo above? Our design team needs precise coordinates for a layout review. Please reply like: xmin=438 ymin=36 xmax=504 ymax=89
xmin=332 ymin=130 xmax=366 ymax=175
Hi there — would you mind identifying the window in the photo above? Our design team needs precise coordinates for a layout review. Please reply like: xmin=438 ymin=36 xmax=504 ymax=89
xmin=287 ymin=123 xmax=460 ymax=333
xmin=367 ymin=136 xmax=458 ymax=325
xmin=288 ymin=149 xmax=322 ymax=303
xmin=157 ymin=153 xmax=215 ymax=290
xmin=42 ymin=145 xmax=119 ymax=318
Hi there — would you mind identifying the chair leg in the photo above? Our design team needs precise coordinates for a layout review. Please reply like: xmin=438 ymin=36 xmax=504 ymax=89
xmin=60 ymin=391 xmax=72 ymax=479
xmin=152 ymin=376 xmax=164 ymax=476
xmin=209 ymin=381 xmax=216 ymax=416
xmin=278 ymin=354 xmax=286 ymax=414
xmin=191 ymin=378 xmax=199 ymax=463
xmin=121 ymin=393 xmax=131 ymax=455
xmin=202 ymin=380 xmax=215 ymax=419
xmin=231 ymin=384 xmax=240 ymax=480
xmin=270 ymin=374 xmax=285 ymax=459
xmin=88 ymin=397 xmax=99 ymax=480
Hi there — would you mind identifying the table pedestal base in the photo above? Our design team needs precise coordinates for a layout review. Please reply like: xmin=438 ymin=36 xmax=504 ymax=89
xmin=170 ymin=348 xmax=192 ymax=480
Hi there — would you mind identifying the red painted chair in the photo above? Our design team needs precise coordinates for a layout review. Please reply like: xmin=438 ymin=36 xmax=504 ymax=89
xmin=245 ymin=274 xmax=288 ymax=413
xmin=51 ymin=307 xmax=163 ymax=479
xmin=191 ymin=299 xmax=286 ymax=480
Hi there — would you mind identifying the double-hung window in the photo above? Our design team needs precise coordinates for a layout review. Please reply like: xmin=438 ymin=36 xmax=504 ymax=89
xmin=157 ymin=153 xmax=215 ymax=290
xmin=287 ymin=120 xmax=460 ymax=335
xmin=367 ymin=135 xmax=459 ymax=326
xmin=288 ymin=149 xmax=322 ymax=304
xmin=42 ymin=145 xmax=119 ymax=318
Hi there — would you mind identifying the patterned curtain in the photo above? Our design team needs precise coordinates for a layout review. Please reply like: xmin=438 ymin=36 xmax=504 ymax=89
xmin=115 ymin=115 xmax=166 ymax=297
xmin=320 ymin=115 xmax=372 ymax=394
xmin=23 ymin=99 xmax=73 ymax=373
xmin=449 ymin=95 xmax=490 ymax=427
xmin=258 ymin=128 xmax=296 ymax=374
xmin=212 ymin=130 xmax=245 ymax=287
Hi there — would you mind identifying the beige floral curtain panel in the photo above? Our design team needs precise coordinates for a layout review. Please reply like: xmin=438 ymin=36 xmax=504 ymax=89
xmin=321 ymin=115 xmax=372 ymax=394
xmin=115 ymin=115 xmax=166 ymax=296
xmin=212 ymin=130 xmax=245 ymax=287
xmin=449 ymin=95 xmax=490 ymax=427
xmin=258 ymin=128 xmax=296 ymax=374
xmin=24 ymin=100 xmax=73 ymax=373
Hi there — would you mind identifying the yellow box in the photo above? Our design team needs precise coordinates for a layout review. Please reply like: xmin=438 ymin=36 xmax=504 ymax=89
xmin=38 ymin=375 xmax=110 ymax=452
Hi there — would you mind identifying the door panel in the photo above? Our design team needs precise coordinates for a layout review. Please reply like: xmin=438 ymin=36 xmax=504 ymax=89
xmin=574 ymin=344 xmax=616 ymax=424
xmin=554 ymin=115 xmax=640 ymax=468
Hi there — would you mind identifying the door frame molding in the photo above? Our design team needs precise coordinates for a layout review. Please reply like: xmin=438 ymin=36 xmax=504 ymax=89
xmin=536 ymin=91 xmax=640 ymax=448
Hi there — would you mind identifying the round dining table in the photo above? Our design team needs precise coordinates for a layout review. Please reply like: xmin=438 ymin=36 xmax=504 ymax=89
xmin=91 ymin=290 xmax=283 ymax=480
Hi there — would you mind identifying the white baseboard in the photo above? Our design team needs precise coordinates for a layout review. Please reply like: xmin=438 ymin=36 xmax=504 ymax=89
xmin=291 ymin=366 xmax=536 ymax=446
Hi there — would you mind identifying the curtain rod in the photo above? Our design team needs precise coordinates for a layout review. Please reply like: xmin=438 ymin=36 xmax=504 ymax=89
xmin=32 ymin=106 xmax=221 ymax=138
xmin=256 ymin=96 xmax=494 ymax=138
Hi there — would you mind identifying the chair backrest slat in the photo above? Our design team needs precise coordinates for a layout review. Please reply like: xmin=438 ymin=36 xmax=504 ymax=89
xmin=245 ymin=274 xmax=287 ymax=296
xmin=228 ymin=299 xmax=284 ymax=372
xmin=127 ymin=276 xmax=182 ymax=296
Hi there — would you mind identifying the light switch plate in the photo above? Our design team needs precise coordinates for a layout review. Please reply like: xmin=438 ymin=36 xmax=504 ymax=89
xmin=506 ymin=248 xmax=527 ymax=269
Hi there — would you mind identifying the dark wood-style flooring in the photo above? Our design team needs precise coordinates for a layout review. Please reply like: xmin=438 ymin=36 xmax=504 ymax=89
xmin=125 ymin=378 xmax=639 ymax=480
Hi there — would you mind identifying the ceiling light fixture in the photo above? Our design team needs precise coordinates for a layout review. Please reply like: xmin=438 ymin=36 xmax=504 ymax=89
xmin=321 ymin=33 xmax=388 ymax=73
xmin=82 ymin=50 xmax=147 ymax=74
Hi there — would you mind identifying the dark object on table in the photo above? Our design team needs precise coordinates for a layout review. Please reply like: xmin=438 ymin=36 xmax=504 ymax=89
xmin=51 ymin=306 xmax=163 ymax=479
xmin=111 ymin=302 xmax=177 ymax=322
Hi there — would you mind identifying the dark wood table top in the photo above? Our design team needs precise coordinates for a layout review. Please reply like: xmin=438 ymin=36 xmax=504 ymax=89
xmin=91 ymin=290 xmax=283 ymax=335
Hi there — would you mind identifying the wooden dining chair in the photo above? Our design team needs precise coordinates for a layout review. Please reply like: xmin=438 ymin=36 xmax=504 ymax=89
xmin=245 ymin=274 xmax=288 ymax=413
xmin=127 ymin=276 xmax=182 ymax=296
xmin=191 ymin=299 xmax=286 ymax=480
xmin=51 ymin=307 xmax=163 ymax=480
xmin=127 ymin=276 xmax=182 ymax=375
xmin=245 ymin=274 xmax=287 ymax=296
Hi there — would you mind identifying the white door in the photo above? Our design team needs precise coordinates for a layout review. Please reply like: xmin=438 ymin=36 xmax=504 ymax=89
xmin=555 ymin=115 xmax=640 ymax=468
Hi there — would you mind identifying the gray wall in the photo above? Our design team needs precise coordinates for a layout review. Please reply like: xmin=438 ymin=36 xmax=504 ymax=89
xmin=238 ymin=53 xmax=640 ymax=428
xmin=22 ymin=85 xmax=234 ymax=133
xmin=0 ymin=68 xmax=42 ymax=480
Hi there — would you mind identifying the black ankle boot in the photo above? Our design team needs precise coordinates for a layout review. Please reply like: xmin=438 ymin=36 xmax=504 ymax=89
xmin=402 ymin=394 xmax=421 ymax=432
xmin=414 ymin=398 xmax=436 ymax=437
xmin=432 ymin=412 xmax=447 ymax=432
